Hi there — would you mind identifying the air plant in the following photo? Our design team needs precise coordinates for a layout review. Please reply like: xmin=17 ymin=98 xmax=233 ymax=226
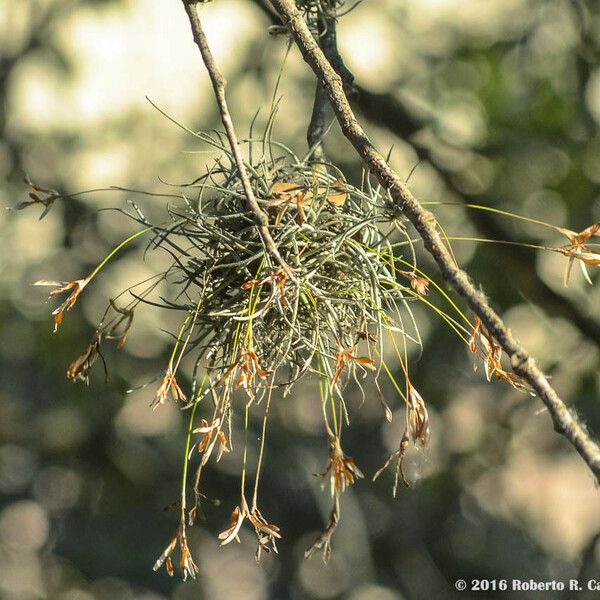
xmin=23 ymin=0 xmax=600 ymax=579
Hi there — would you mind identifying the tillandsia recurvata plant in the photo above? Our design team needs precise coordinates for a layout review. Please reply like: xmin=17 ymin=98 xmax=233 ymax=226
xmin=18 ymin=0 xmax=600 ymax=581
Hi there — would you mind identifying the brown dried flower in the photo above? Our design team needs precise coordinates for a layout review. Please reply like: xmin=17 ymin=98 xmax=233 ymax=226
xmin=552 ymin=222 xmax=600 ymax=285
xmin=36 ymin=278 xmax=89 ymax=332
xmin=152 ymin=362 xmax=186 ymax=410
xmin=468 ymin=317 xmax=532 ymax=394
xmin=67 ymin=332 xmax=107 ymax=384
xmin=408 ymin=384 xmax=430 ymax=446
xmin=321 ymin=432 xmax=363 ymax=497
xmin=16 ymin=176 xmax=62 ymax=220
xmin=106 ymin=300 xmax=134 ymax=348
xmin=332 ymin=349 xmax=375 ymax=385
xmin=374 ymin=381 xmax=429 ymax=494
xmin=153 ymin=524 xmax=199 ymax=581
xmin=228 ymin=348 xmax=272 ymax=395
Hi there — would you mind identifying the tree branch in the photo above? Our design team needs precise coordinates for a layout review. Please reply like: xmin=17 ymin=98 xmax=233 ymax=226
xmin=306 ymin=13 xmax=355 ymax=160
xmin=268 ymin=0 xmax=600 ymax=482
xmin=181 ymin=0 xmax=297 ymax=284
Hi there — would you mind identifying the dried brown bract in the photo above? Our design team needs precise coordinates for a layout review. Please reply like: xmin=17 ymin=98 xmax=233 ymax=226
xmin=192 ymin=418 xmax=230 ymax=463
xmin=408 ymin=384 xmax=430 ymax=446
xmin=306 ymin=431 xmax=362 ymax=562
xmin=468 ymin=316 xmax=532 ymax=394
xmin=217 ymin=496 xmax=281 ymax=560
xmin=16 ymin=176 xmax=62 ymax=220
xmin=153 ymin=524 xmax=199 ymax=581
xmin=218 ymin=498 xmax=248 ymax=546
xmin=67 ymin=332 xmax=107 ymax=384
xmin=249 ymin=507 xmax=281 ymax=561
xmin=332 ymin=349 xmax=375 ymax=386
xmin=399 ymin=270 xmax=430 ymax=296
xmin=106 ymin=300 xmax=134 ymax=348
xmin=152 ymin=362 xmax=186 ymax=410
xmin=321 ymin=432 xmax=363 ymax=496
xmin=553 ymin=222 xmax=600 ymax=285
xmin=230 ymin=349 xmax=272 ymax=395
xmin=36 ymin=278 xmax=89 ymax=332
xmin=374 ymin=380 xmax=428 ymax=494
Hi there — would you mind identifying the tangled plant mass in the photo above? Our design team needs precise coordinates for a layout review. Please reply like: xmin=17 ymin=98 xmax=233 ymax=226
xmin=32 ymin=133 xmax=446 ymax=573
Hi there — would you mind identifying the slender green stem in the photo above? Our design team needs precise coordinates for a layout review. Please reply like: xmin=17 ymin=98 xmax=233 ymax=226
xmin=421 ymin=201 xmax=572 ymax=236
xmin=88 ymin=227 xmax=154 ymax=280
xmin=181 ymin=373 xmax=207 ymax=518
xmin=240 ymin=400 xmax=250 ymax=497
xmin=252 ymin=377 xmax=275 ymax=509
xmin=169 ymin=315 xmax=192 ymax=366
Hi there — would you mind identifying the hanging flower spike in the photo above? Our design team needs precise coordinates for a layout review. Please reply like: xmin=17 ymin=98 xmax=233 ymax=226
xmin=247 ymin=350 xmax=271 ymax=378
xmin=374 ymin=382 xmax=429 ymax=494
xmin=321 ymin=432 xmax=364 ymax=496
xmin=407 ymin=384 xmax=430 ymax=446
xmin=480 ymin=331 xmax=502 ymax=382
xmin=232 ymin=349 xmax=272 ymax=396
xmin=218 ymin=498 xmax=248 ymax=546
xmin=306 ymin=432 xmax=361 ymax=563
xmin=399 ymin=270 xmax=430 ymax=296
xmin=67 ymin=331 xmax=107 ymax=384
xmin=107 ymin=300 xmax=135 ymax=348
xmin=179 ymin=534 xmax=200 ymax=581
xmin=192 ymin=418 xmax=219 ymax=454
xmin=469 ymin=316 xmax=532 ymax=394
xmin=191 ymin=418 xmax=230 ymax=463
xmin=153 ymin=524 xmax=199 ymax=581
xmin=249 ymin=508 xmax=281 ymax=561
xmin=35 ymin=278 xmax=89 ymax=332
xmin=553 ymin=222 xmax=600 ymax=285
xmin=332 ymin=348 xmax=376 ymax=385
xmin=218 ymin=498 xmax=281 ymax=558
xmin=152 ymin=361 xmax=186 ymax=410
xmin=15 ymin=175 xmax=62 ymax=220
xmin=410 ymin=276 xmax=430 ymax=296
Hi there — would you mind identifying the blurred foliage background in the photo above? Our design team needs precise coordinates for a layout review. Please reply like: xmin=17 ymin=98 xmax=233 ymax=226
xmin=1 ymin=0 xmax=600 ymax=598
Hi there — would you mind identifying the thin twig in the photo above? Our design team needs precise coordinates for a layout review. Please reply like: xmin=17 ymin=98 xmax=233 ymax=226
xmin=306 ymin=13 xmax=328 ymax=160
xmin=268 ymin=0 xmax=600 ymax=483
xmin=306 ymin=13 xmax=355 ymax=160
xmin=307 ymin=82 xmax=329 ymax=161
xmin=181 ymin=0 xmax=297 ymax=284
